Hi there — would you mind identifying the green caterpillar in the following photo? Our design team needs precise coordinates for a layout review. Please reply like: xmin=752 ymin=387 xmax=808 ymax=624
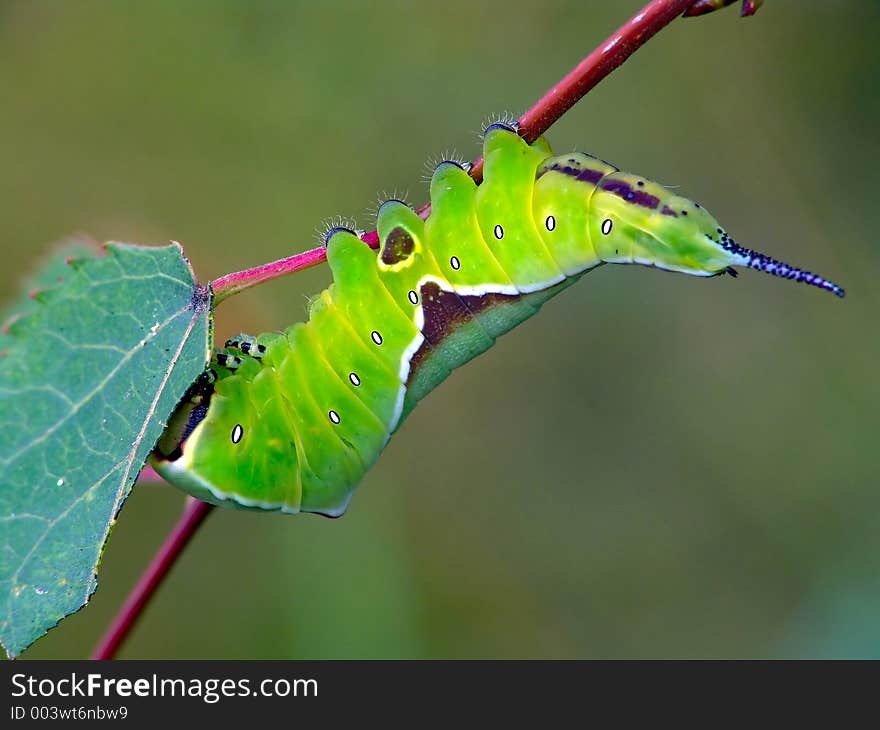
xmin=152 ymin=124 xmax=844 ymax=516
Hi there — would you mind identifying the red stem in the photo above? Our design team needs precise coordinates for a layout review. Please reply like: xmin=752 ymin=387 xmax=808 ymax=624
xmin=90 ymin=498 xmax=214 ymax=660
xmin=98 ymin=0 xmax=755 ymax=660
xmin=135 ymin=464 xmax=163 ymax=483
xmin=479 ymin=0 xmax=700 ymax=178
xmin=212 ymin=244 xmax=330 ymax=305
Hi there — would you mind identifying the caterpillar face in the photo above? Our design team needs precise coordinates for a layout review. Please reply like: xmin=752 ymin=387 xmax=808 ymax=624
xmin=153 ymin=333 xmax=310 ymax=513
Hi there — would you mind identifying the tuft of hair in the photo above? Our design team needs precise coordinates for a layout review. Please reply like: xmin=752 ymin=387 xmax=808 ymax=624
xmin=421 ymin=149 xmax=469 ymax=183
xmin=479 ymin=112 xmax=521 ymax=138
xmin=367 ymin=189 xmax=411 ymax=220
xmin=316 ymin=215 xmax=359 ymax=245
xmin=303 ymin=292 xmax=321 ymax=317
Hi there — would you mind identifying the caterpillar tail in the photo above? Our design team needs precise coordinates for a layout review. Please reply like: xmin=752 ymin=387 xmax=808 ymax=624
xmin=578 ymin=164 xmax=846 ymax=298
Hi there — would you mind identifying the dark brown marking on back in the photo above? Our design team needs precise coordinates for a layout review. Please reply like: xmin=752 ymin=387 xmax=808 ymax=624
xmin=661 ymin=205 xmax=679 ymax=217
xmin=575 ymin=167 xmax=605 ymax=184
xmin=380 ymin=226 xmax=416 ymax=265
xmin=537 ymin=162 xmax=606 ymax=184
xmin=408 ymin=283 xmax=521 ymax=378
xmin=418 ymin=282 xmax=473 ymax=346
xmin=600 ymin=178 xmax=660 ymax=210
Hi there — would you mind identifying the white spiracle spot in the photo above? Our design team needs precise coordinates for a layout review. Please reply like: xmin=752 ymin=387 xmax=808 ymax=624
xmin=408 ymin=290 xmax=419 ymax=304
xmin=349 ymin=372 xmax=361 ymax=387
xmin=545 ymin=215 xmax=556 ymax=232
xmin=493 ymin=224 xmax=504 ymax=239
xmin=601 ymin=218 xmax=613 ymax=235
xmin=328 ymin=410 xmax=341 ymax=425
xmin=231 ymin=424 xmax=244 ymax=444
xmin=371 ymin=330 xmax=383 ymax=345
xmin=450 ymin=256 xmax=460 ymax=271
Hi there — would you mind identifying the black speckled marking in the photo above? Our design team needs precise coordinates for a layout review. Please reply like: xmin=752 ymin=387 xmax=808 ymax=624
xmin=380 ymin=226 xmax=416 ymax=265
xmin=713 ymin=233 xmax=845 ymax=297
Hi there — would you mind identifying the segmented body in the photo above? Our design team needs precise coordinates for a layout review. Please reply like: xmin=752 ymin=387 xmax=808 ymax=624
xmin=153 ymin=125 xmax=843 ymax=515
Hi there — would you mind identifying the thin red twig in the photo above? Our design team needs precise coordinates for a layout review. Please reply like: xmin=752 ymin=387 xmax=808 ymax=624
xmin=98 ymin=0 xmax=756 ymax=660
xmin=135 ymin=464 xmax=163 ymax=483
xmin=478 ymin=0 xmax=700 ymax=179
xmin=212 ymin=244 xmax=330 ymax=306
xmin=90 ymin=498 xmax=214 ymax=660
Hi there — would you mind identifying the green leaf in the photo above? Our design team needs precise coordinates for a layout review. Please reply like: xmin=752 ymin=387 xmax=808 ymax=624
xmin=0 ymin=242 xmax=211 ymax=657
xmin=0 ymin=237 xmax=100 ymax=353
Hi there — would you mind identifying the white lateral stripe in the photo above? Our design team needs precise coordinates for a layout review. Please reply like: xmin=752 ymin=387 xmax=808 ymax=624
xmin=159 ymin=458 xmax=299 ymax=513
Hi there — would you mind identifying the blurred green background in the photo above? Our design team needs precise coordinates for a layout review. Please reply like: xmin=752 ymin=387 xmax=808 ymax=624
xmin=1 ymin=0 xmax=877 ymax=658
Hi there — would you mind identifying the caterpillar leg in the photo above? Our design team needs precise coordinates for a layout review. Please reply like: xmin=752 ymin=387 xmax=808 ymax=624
xmin=223 ymin=333 xmax=268 ymax=360
xmin=215 ymin=333 xmax=267 ymax=372
xmin=214 ymin=351 xmax=243 ymax=371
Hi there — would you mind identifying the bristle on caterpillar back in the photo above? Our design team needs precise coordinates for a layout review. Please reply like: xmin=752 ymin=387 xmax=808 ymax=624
xmin=366 ymin=190 xmax=411 ymax=221
xmin=422 ymin=150 xmax=469 ymax=183
xmin=317 ymin=215 xmax=359 ymax=245
xmin=480 ymin=112 xmax=520 ymax=137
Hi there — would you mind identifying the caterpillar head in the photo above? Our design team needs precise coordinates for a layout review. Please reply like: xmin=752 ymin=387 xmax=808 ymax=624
xmin=151 ymin=368 xmax=222 ymax=503
xmin=152 ymin=337 xmax=306 ymax=513
xmin=152 ymin=370 xmax=291 ymax=511
xmin=588 ymin=172 xmax=845 ymax=297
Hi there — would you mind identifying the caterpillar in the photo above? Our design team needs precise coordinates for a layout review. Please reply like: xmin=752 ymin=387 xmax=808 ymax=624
xmin=151 ymin=124 xmax=844 ymax=516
